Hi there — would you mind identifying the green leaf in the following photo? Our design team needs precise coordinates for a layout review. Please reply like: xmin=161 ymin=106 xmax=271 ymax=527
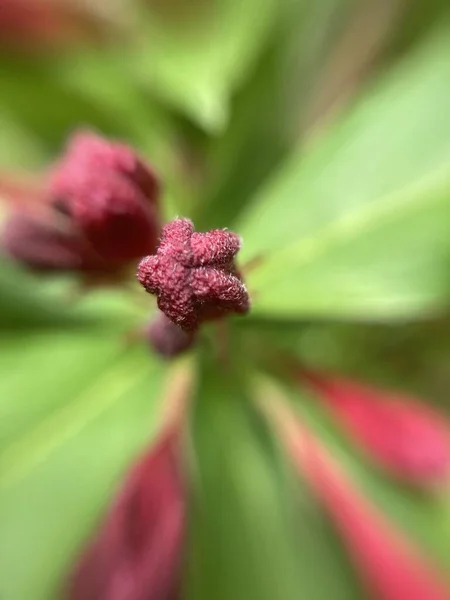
xmin=0 ymin=59 xmax=116 ymax=156
xmin=0 ymin=114 xmax=47 ymax=170
xmin=0 ymin=259 xmax=144 ymax=330
xmin=195 ymin=0 xmax=349 ymax=229
xmin=238 ymin=24 xmax=450 ymax=321
xmin=0 ymin=330 xmax=167 ymax=600
xmin=185 ymin=358 xmax=360 ymax=600
xmin=132 ymin=0 xmax=279 ymax=131
xmin=0 ymin=261 xmax=75 ymax=329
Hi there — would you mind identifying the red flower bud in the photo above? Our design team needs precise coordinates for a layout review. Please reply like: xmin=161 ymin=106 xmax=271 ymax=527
xmin=66 ymin=432 xmax=184 ymax=600
xmin=1 ymin=211 xmax=107 ymax=273
xmin=0 ymin=0 xmax=104 ymax=51
xmin=50 ymin=131 xmax=160 ymax=263
xmin=52 ymin=131 xmax=160 ymax=204
xmin=299 ymin=370 xmax=450 ymax=486
xmin=137 ymin=218 xmax=250 ymax=332
xmin=146 ymin=311 xmax=196 ymax=358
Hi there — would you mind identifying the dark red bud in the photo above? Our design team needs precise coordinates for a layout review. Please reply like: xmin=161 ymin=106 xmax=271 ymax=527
xmin=137 ymin=218 xmax=250 ymax=332
xmin=53 ymin=131 xmax=160 ymax=204
xmin=66 ymin=432 xmax=184 ymax=600
xmin=50 ymin=131 xmax=160 ymax=263
xmin=146 ymin=311 xmax=196 ymax=358
xmin=1 ymin=211 xmax=107 ymax=273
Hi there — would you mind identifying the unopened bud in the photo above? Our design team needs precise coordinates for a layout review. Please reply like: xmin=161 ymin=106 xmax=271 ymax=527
xmin=146 ymin=311 xmax=196 ymax=358
xmin=137 ymin=218 xmax=250 ymax=332
xmin=1 ymin=211 xmax=106 ymax=273
xmin=50 ymin=131 xmax=160 ymax=263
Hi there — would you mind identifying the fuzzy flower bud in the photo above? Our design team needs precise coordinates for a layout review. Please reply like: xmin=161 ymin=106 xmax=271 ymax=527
xmin=146 ymin=311 xmax=196 ymax=358
xmin=137 ymin=218 xmax=250 ymax=332
xmin=1 ymin=211 xmax=106 ymax=273
xmin=50 ymin=131 xmax=160 ymax=263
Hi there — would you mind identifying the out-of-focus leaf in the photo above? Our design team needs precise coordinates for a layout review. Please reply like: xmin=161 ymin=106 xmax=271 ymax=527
xmin=281 ymin=378 xmax=450 ymax=575
xmin=185 ymin=357 xmax=361 ymax=600
xmin=0 ymin=259 xmax=144 ymax=330
xmin=195 ymin=0 xmax=349 ymax=229
xmin=0 ymin=59 xmax=117 ymax=155
xmin=132 ymin=0 xmax=279 ymax=132
xmin=0 ymin=331 xmax=167 ymax=600
xmin=51 ymin=49 xmax=190 ymax=221
xmin=51 ymin=50 xmax=177 ymax=165
xmin=0 ymin=260 xmax=75 ymax=328
xmin=238 ymin=25 xmax=450 ymax=320
xmin=0 ymin=114 xmax=47 ymax=170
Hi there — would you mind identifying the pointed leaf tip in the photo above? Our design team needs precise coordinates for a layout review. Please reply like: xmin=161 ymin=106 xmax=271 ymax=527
xmin=66 ymin=430 xmax=184 ymax=600
xmin=265 ymin=398 xmax=450 ymax=600
xmin=299 ymin=370 xmax=450 ymax=487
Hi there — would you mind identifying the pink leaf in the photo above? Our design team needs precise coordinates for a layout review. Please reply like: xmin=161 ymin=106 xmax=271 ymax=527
xmin=66 ymin=431 xmax=184 ymax=600
xmin=267 ymin=399 xmax=450 ymax=600
xmin=299 ymin=370 xmax=450 ymax=486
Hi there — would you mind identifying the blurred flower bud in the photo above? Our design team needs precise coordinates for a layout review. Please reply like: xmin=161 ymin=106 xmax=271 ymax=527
xmin=53 ymin=131 xmax=160 ymax=204
xmin=1 ymin=211 xmax=106 ymax=273
xmin=50 ymin=131 xmax=161 ymax=263
xmin=137 ymin=218 xmax=250 ymax=332
xmin=0 ymin=0 xmax=110 ymax=52
xmin=66 ymin=431 xmax=184 ymax=600
xmin=146 ymin=311 xmax=196 ymax=359
xmin=299 ymin=370 xmax=450 ymax=487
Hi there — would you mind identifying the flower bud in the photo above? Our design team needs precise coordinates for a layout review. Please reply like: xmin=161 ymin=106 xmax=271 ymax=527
xmin=146 ymin=311 xmax=196 ymax=359
xmin=137 ymin=218 xmax=250 ymax=332
xmin=50 ymin=131 xmax=160 ymax=263
xmin=1 ymin=211 xmax=106 ymax=273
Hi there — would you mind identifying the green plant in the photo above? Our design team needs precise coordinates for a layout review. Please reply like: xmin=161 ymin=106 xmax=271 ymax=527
xmin=1 ymin=1 xmax=450 ymax=599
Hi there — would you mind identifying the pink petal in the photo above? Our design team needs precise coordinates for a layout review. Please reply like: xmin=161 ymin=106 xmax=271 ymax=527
xmin=66 ymin=431 xmax=184 ymax=600
xmin=269 ymin=400 xmax=450 ymax=600
xmin=299 ymin=370 xmax=450 ymax=485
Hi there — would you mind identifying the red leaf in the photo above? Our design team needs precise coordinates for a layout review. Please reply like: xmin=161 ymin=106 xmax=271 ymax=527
xmin=66 ymin=431 xmax=184 ymax=600
xmin=299 ymin=370 xmax=450 ymax=486
xmin=267 ymin=399 xmax=450 ymax=600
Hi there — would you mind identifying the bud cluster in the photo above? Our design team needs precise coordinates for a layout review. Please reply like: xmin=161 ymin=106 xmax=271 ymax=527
xmin=137 ymin=218 xmax=250 ymax=332
xmin=2 ymin=130 xmax=160 ymax=276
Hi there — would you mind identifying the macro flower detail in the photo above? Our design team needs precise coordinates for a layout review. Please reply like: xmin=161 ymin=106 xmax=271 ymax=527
xmin=50 ymin=131 xmax=160 ymax=263
xmin=2 ymin=7 xmax=450 ymax=600
xmin=137 ymin=218 xmax=250 ymax=332
xmin=1 ymin=211 xmax=107 ymax=273
xmin=0 ymin=130 xmax=161 ymax=278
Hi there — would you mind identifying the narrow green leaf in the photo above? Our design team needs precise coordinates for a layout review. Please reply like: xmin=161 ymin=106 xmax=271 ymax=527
xmin=185 ymin=359 xmax=360 ymax=600
xmin=0 ymin=260 xmax=144 ymax=330
xmin=132 ymin=0 xmax=278 ymax=131
xmin=195 ymin=0 xmax=349 ymax=229
xmin=238 ymin=24 xmax=450 ymax=320
xmin=0 ymin=331 xmax=167 ymax=600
